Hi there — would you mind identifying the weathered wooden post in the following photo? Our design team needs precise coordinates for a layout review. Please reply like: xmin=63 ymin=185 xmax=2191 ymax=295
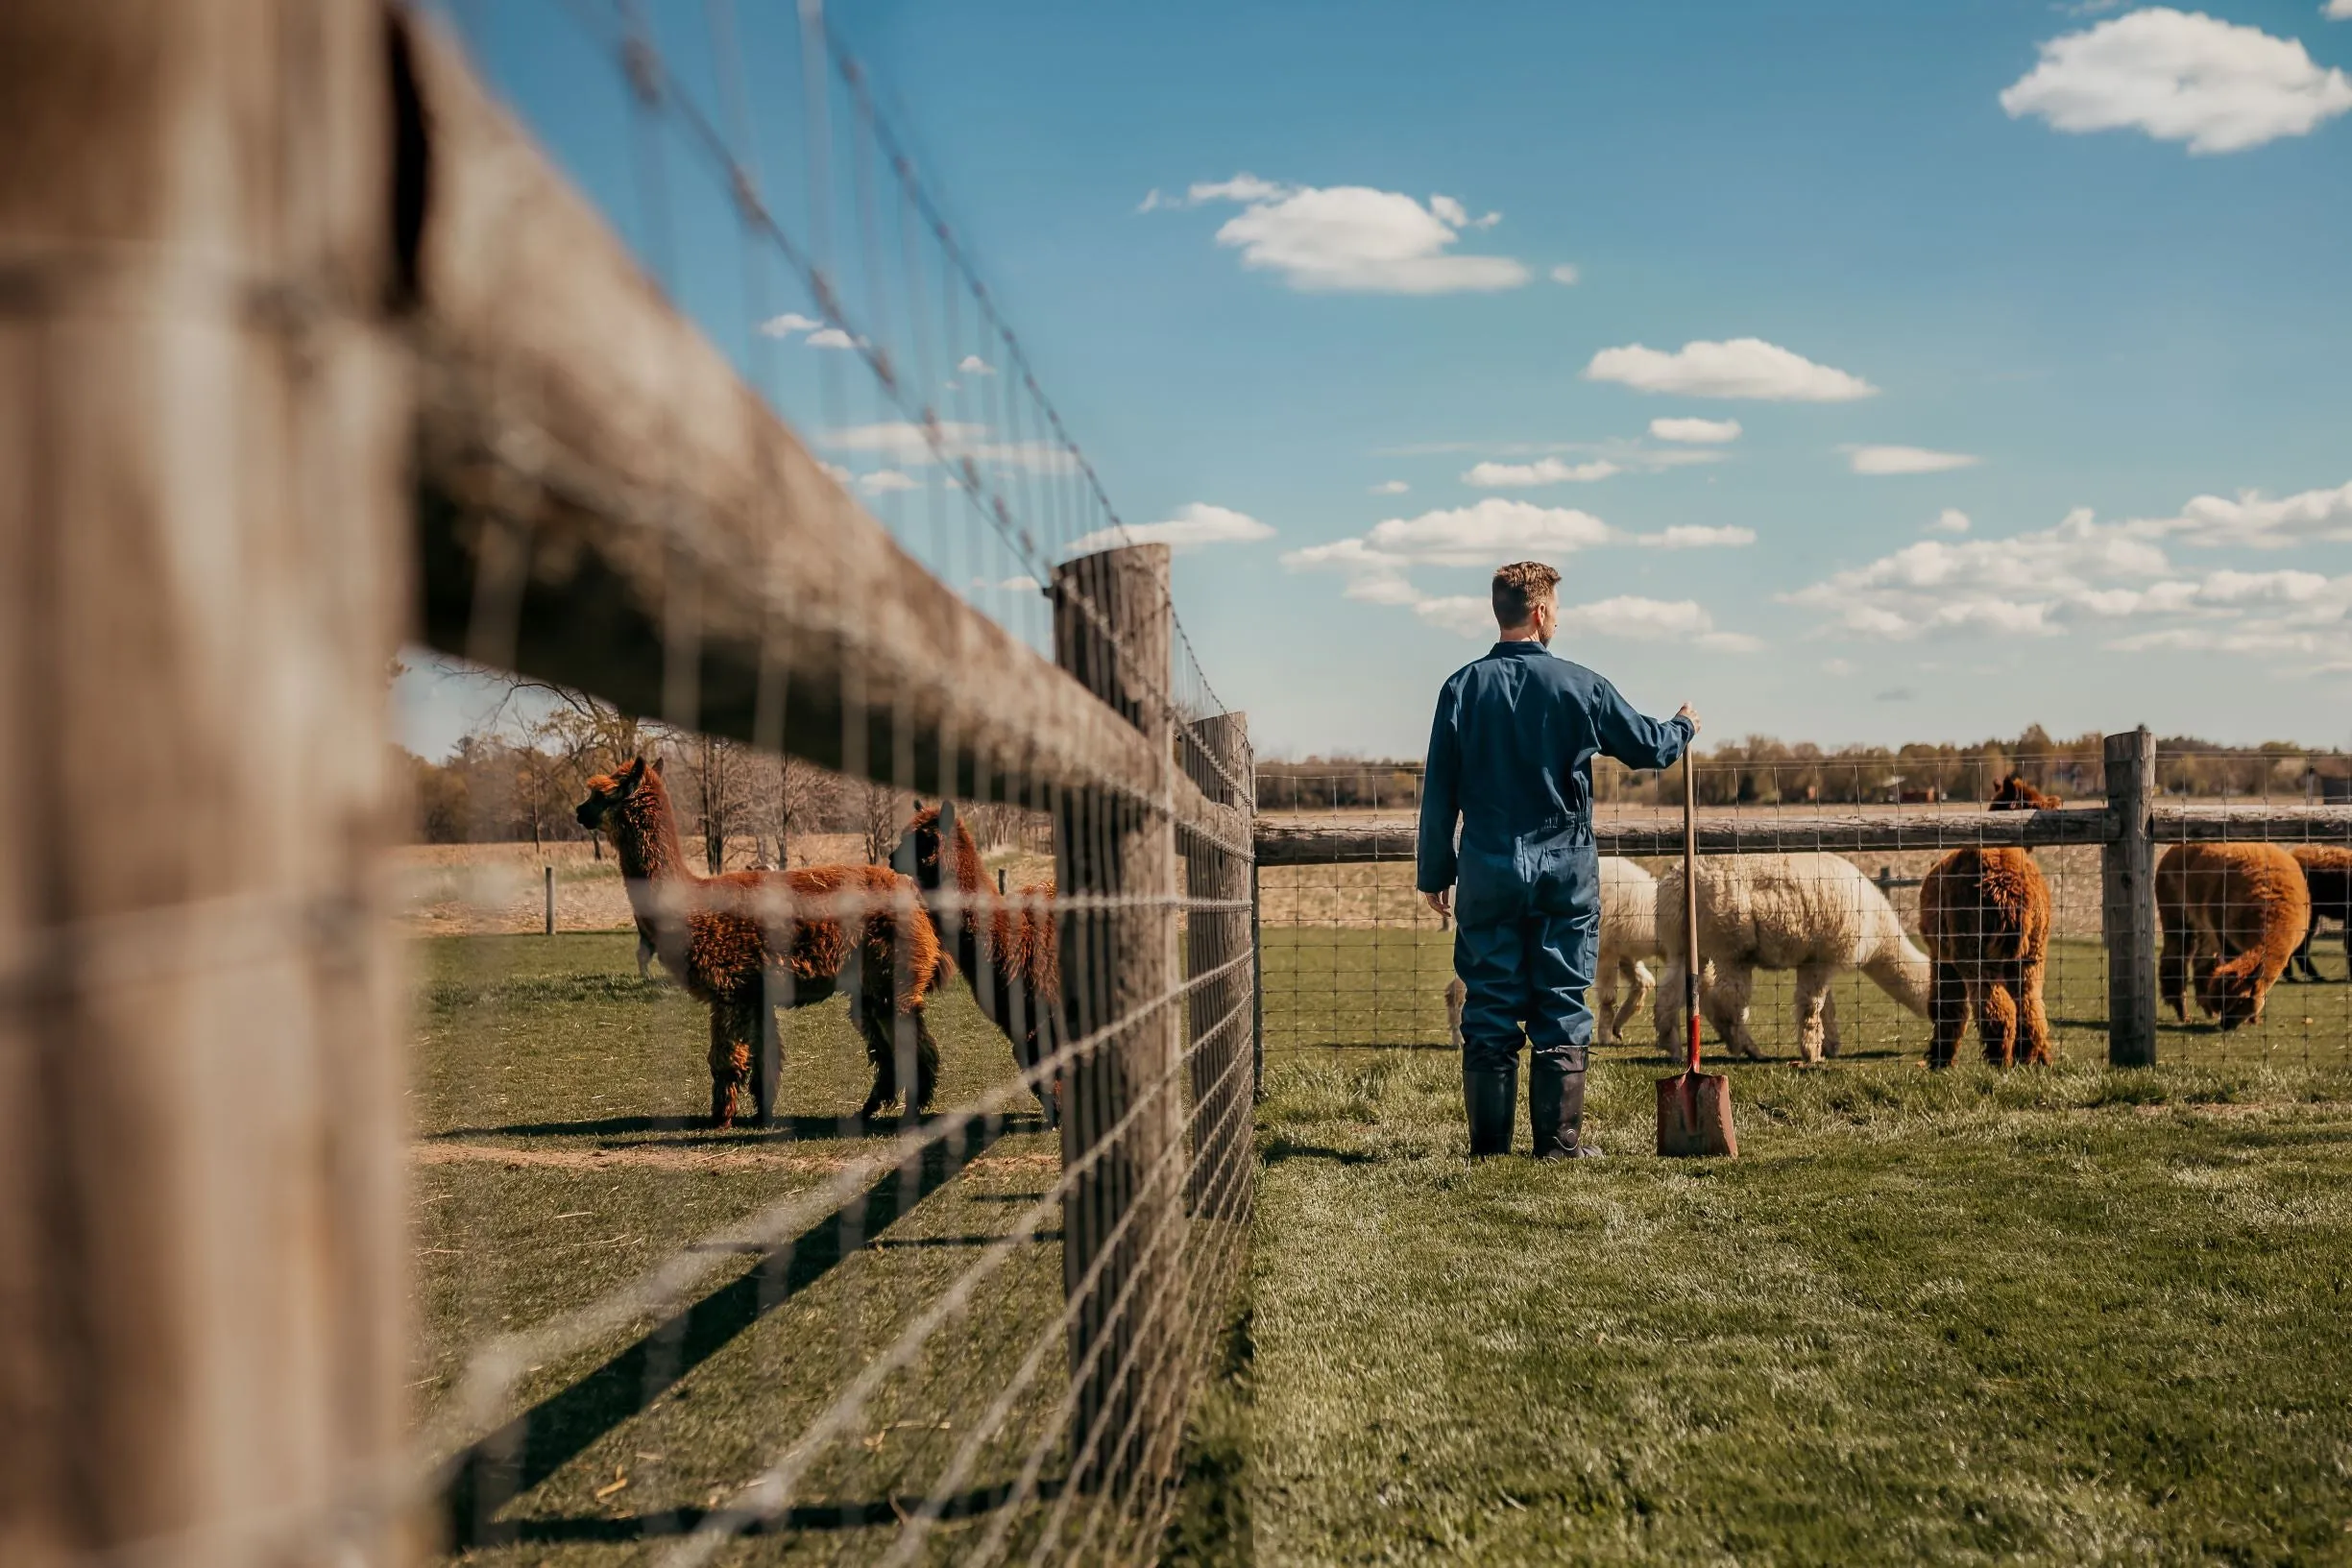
xmin=1051 ymin=543 xmax=1179 ymax=1493
xmin=0 ymin=4 xmax=409 ymax=1564
xmin=544 ymin=864 xmax=557 ymax=935
xmin=2103 ymin=727 xmax=2159 ymax=1067
xmin=1182 ymin=712 xmax=1253 ymax=1217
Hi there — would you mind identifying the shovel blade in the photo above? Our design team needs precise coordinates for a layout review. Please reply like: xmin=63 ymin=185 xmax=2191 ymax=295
xmin=1657 ymin=1071 xmax=1738 ymax=1158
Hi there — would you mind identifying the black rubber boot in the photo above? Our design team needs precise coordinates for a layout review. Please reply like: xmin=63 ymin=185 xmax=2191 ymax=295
xmin=1463 ymin=1064 xmax=1517 ymax=1158
xmin=1530 ymin=1049 xmax=1601 ymax=1160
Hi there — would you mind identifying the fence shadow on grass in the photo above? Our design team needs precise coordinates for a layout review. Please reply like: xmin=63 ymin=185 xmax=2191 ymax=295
xmin=424 ymin=1112 xmax=883 ymax=1144
xmin=438 ymin=1117 xmax=1006 ymax=1548
xmin=504 ymin=1479 xmax=1064 ymax=1541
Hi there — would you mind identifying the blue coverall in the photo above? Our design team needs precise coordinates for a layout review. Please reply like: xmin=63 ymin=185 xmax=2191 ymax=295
xmin=1417 ymin=641 xmax=1693 ymax=1072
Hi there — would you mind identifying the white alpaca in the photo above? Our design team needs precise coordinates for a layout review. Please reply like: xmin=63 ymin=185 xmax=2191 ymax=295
xmin=1595 ymin=857 xmax=1661 ymax=1047
xmin=1653 ymin=852 xmax=1930 ymax=1064
xmin=1438 ymin=857 xmax=1660 ymax=1048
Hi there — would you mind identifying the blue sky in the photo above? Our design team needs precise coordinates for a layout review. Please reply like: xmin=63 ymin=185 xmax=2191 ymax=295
xmin=402 ymin=1 xmax=2352 ymax=761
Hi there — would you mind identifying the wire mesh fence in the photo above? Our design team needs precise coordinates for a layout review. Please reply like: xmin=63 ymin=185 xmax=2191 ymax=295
xmin=1258 ymin=744 xmax=2352 ymax=1073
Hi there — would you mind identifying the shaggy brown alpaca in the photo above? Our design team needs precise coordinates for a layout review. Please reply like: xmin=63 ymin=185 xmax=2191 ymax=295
xmin=576 ymin=758 xmax=948 ymax=1128
xmin=2285 ymin=843 xmax=2352 ymax=983
xmin=2156 ymin=842 xmax=2310 ymax=1031
xmin=1988 ymin=773 xmax=2062 ymax=810
xmin=895 ymin=802 xmax=1063 ymax=1126
xmin=1920 ymin=848 xmax=2052 ymax=1068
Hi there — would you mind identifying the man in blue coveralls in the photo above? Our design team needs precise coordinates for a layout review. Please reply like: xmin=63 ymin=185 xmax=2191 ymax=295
xmin=1417 ymin=562 xmax=1699 ymax=1159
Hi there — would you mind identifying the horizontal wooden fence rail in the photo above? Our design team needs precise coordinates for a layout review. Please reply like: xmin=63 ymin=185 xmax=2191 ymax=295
xmin=397 ymin=12 xmax=1244 ymax=857
xmin=1255 ymin=804 xmax=2352 ymax=866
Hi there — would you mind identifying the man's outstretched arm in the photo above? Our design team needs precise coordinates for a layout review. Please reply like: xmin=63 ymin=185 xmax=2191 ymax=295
xmin=1417 ymin=681 xmax=1463 ymax=916
xmin=1592 ymin=679 xmax=1700 ymax=771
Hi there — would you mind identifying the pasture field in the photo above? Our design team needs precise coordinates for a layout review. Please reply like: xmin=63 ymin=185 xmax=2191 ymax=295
xmin=1211 ymin=934 xmax=2352 ymax=1565
xmin=411 ymin=932 xmax=1077 ymax=1563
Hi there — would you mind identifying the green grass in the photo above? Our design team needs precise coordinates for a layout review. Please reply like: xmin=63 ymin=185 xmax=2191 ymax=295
xmin=1235 ymin=1034 xmax=2352 ymax=1564
xmin=412 ymin=933 xmax=1077 ymax=1564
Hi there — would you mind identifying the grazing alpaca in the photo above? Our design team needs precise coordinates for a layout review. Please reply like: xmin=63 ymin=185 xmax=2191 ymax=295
xmin=1596 ymin=856 xmax=1661 ymax=1047
xmin=2285 ymin=844 xmax=2352 ymax=982
xmin=1655 ymin=853 xmax=1931 ymax=1064
xmin=1920 ymin=850 xmax=2051 ymax=1068
xmin=2156 ymin=842 xmax=2310 ymax=1031
xmin=576 ymin=758 xmax=948 ymax=1127
xmin=894 ymin=802 xmax=1063 ymax=1126
xmin=1988 ymin=773 xmax=2062 ymax=810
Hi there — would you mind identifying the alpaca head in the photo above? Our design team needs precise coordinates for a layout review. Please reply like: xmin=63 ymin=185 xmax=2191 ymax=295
xmin=576 ymin=755 xmax=660 ymax=833
xmin=1988 ymin=773 xmax=2059 ymax=811
xmin=893 ymin=801 xmax=982 ymax=897
xmin=2198 ymin=959 xmax=2268 ymax=1031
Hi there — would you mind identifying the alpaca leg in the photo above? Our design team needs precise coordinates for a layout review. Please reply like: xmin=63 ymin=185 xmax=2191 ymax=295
xmin=2158 ymin=937 xmax=2188 ymax=1022
xmin=751 ymin=1001 xmax=783 ymax=1127
xmin=1793 ymin=963 xmax=1834 ymax=1065
xmin=1653 ymin=960 xmax=1686 ymax=1053
xmin=855 ymin=999 xmax=896 ymax=1121
xmin=709 ymin=1001 xmax=755 ymax=1128
xmin=2017 ymin=953 xmax=2052 ymax=1066
xmin=909 ymin=1009 xmax=942 ymax=1114
xmin=1977 ymin=973 xmax=2020 ymax=1068
xmin=1821 ymin=987 xmax=1842 ymax=1058
xmin=1928 ymin=960 xmax=1967 ymax=1071
xmin=1618 ymin=959 xmax=1655 ymax=1047
xmin=1593 ymin=960 xmax=1619 ymax=1048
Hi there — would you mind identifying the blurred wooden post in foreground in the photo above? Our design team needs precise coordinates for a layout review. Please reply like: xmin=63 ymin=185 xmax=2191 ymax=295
xmin=0 ymin=4 xmax=409 ymax=1564
xmin=2103 ymin=726 xmax=2159 ymax=1067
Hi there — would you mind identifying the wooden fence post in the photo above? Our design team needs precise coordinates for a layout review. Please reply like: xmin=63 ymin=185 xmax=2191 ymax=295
xmin=1050 ymin=544 xmax=1178 ymax=1494
xmin=545 ymin=864 xmax=556 ymax=935
xmin=0 ymin=4 xmax=408 ymax=1564
xmin=2103 ymin=727 xmax=2159 ymax=1067
xmin=1182 ymin=712 xmax=1253 ymax=1217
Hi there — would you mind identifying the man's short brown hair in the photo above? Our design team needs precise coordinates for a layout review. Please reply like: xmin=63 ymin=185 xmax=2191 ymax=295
xmin=1491 ymin=561 xmax=1562 ymax=629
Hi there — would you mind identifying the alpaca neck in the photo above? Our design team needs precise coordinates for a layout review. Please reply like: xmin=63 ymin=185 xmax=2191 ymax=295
xmin=610 ymin=778 xmax=700 ymax=925
xmin=1863 ymin=942 xmax=1933 ymax=1018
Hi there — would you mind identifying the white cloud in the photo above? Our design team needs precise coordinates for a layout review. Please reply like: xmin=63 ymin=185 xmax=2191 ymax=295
xmin=1154 ymin=173 xmax=1532 ymax=294
xmin=826 ymin=421 xmax=982 ymax=463
xmin=972 ymin=573 xmax=1041 ymax=592
xmin=2000 ymin=8 xmax=2352 ymax=154
xmin=856 ymin=469 xmax=921 ymax=495
xmin=1927 ymin=509 xmax=1973 ymax=535
xmin=1649 ymin=417 xmax=1742 ymax=445
xmin=1846 ymin=444 xmax=1983 ymax=475
xmin=759 ymin=312 xmax=824 ymax=337
xmin=1549 ymin=263 xmax=1581 ymax=285
xmin=1585 ymin=338 xmax=1879 ymax=401
xmin=805 ymin=326 xmax=864 ymax=350
xmin=958 ymin=354 xmax=996 ymax=376
xmin=1068 ymin=502 xmax=1273 ymax=555
xmin=1629 ymin=446 xmax=1732 ymax=470
xmin=1462 ymin=457 xmax=1623 ymax=488
xmin=1783 ymin=485 xmax=2352 ymax=667
xmin=1635 ymin=525 xmax=1756 ymax=549
xmin=1369 ymin=479 xmax=1411 ymax=495
xmin=1363 ymin=498 xmax=1613 ymax=566
xmin=1822 ymin=658 xmax=1855 ymax=677
xmin=2330 ymin=0 xmax=2352 ymax=20
xmin=819 ymin=461 xmax=854 ymax=486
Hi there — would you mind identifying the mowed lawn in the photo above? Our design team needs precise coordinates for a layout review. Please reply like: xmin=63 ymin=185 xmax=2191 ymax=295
xmin=1229 ymin=929 xmax=2352 ymax=1565
xmin=409 ymin=932 xmax=1081 ymax=1564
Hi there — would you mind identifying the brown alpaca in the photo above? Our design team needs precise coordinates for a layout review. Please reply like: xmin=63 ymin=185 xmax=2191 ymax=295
xmin=575 ymin=758 xmax=948 ymax=1128
xmin=1988 ymin=773 xmax=2062 ymax=810
xmin=895 ymin=802 xmax=1063 ymax=1126
xmin=2156 ymin=842 xmax=2310 ymax=1030
xmin=2285 ymin=844 xmax=2352 ymax=982
xmin=1920 ymin=849 xmax=2051 ymax=1068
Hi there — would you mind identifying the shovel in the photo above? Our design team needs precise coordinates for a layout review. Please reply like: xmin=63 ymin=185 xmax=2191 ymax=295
xmin=1658 ymin=749 xmax=1738 ymax=1158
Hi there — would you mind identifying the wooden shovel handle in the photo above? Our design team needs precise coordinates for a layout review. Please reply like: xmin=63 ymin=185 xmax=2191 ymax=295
xmin=1683 ymin=749 xmax=1701 ymax=1075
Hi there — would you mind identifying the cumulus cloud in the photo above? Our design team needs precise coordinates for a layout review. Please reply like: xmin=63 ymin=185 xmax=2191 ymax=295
xmin=1401 ymin=592 xmax=1757 ymax=648
xmin=1783 ymin=483 xmax=2352 ymax=668
xmin=2000 ymin=8 xmax=2352 ymax=154
xmin=856 ymin=470 xmax=921 ymax=495
xmin=1369 ymin=479 xmax=1411 ymax=495
xmin=1649 ymin=417 xmax=1742 ymax=445
xmin=1585 ymin=338 xmax=1879 ymax=401
xmin=1927 ymin=509 xmax=1973 ymax=535
xmin=1068 ymin=502 xmax=1273 ymax=555
xmin=1549 ymin=264 xmax=1581 ymax=285
xmin=759 ymin=312 xmax=824 ymax=337
xmin=958 ymin=354 xmax=996 ymax=376
xmin=1636 ymin=525 xmax=1757 ymax=549
xmin=2330 ymin=0 xmax=2352 ymax=19
xmin=1846 ymin=445 xmax=1983 ymax=475
xmin=805 ymin=326 xmax=864 ymax=350
xmin=1149 ymin=173 xmax=1531 ymax=294
xmin=1463 ymin=457 xmax=1623 ymax=488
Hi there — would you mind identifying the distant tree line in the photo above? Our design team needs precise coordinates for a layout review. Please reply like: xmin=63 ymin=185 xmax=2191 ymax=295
xmin=1256 ymin=726 xmax=2352 ymax=812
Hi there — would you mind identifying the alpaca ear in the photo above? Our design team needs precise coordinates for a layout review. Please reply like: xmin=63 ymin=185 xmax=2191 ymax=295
xmin=618 ymin=756 xmax=647 ymax=794
xmin=937 ymin=800 xmax=958 ymax=846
